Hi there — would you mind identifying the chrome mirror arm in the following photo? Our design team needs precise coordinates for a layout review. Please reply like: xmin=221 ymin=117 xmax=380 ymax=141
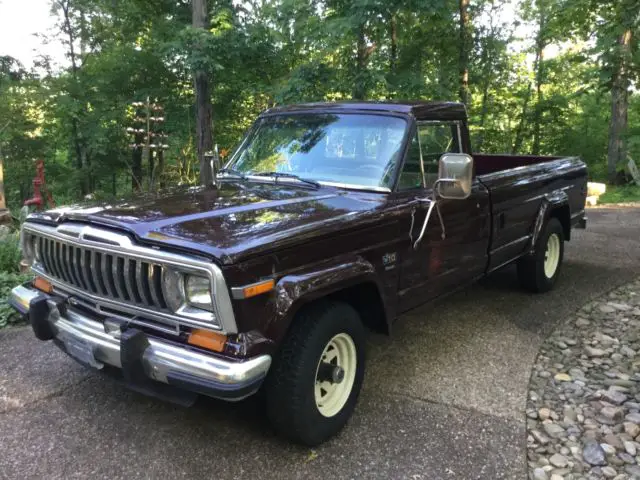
xmin=412 ymin=191 xmax=446 ymax=250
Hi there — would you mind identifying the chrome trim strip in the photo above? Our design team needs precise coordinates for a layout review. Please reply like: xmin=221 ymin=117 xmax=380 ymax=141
xmin=239 ymin=175 xmax=391 ymax=193
xmin=23 ymin=222 xmax=237 ymax=334
xmin=316 ymin=180 xmax=391 ymax=193
xmin=571 ymin=209 xmax=585 ymax=219
xmin=489 ymin=235 xmax=531 ymax=255
xmin=10 ymin=285 xmax=270 ymax=392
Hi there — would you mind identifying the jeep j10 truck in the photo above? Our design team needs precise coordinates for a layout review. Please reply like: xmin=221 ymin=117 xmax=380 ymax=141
xmin=11 ymin=101 xmax=587 ymax=445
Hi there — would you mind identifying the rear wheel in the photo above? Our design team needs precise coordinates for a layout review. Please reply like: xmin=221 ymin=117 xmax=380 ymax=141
xmin=264 ymin=301 xmax=366 ymax=446
xmin=518 ymin=217 xmax=564 ymax=293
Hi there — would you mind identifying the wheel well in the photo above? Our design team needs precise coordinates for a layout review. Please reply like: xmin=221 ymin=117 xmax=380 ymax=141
xmin=324 ymin=282 xmax=389 ymax=335
xmin=549 ymin=205 xmax=571 ymax=241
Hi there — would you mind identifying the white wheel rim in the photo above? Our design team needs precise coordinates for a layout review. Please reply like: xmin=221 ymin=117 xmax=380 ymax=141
xmin=314 ymin=333 xmax=357 ymax=418
xmin=544 ymin=233 xmax=560 ymax=278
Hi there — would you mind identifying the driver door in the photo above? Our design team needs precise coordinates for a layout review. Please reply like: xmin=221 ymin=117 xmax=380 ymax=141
xmin=396 ymin=121 xmax=491 ymax=312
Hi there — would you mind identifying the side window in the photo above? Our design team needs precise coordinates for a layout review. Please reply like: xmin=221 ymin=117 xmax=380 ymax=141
xmin=397 ymin=122 xmax=460 ymax=191
xmin=418 ymin=123 xmax=460 ymax=187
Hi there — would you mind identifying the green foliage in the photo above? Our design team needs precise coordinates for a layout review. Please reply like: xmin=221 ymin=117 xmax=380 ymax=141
xmin=0 ymin=232 xmax=30 ymax=328
xmin=0 ymin=272 xmax=32 ymax=328
xmin=599 ymin=184 xmax=640 ymax=204
xmin=0 ymin=232 xmax=23 ymax=274
xmin=0 ymin=0 xmax=637 ymax=206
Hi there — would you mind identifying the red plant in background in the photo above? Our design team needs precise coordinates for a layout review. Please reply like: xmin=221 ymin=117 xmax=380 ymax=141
xmin=23 ymin=159 xmax=55 ymax=211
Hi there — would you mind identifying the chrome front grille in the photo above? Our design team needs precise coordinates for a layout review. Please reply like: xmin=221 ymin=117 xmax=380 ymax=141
xmin=35 ymin=236 xmax=168 ymax=312
xmin=21 ymin=221 xmax=238 ymax=334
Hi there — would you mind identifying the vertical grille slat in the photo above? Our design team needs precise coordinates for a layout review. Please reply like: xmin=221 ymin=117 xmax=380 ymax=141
xmin=48 ymin=239 xmax=61 ymax=279
xmin=123 ymin=259 xmax=139 ymax=303
xmin=51 ymin=241 xmax=63 ymax=282
xmin=69 ymin=245 xmax=82 ymax=287
xmin=92 ymin=251 xmax=107 ymax=295
xmin=148 ymin=265 xmax=165 ymax=309
xmin=58 ymin=243 xmax=72 ymax=284
xmin=81 ymin=250 xmax=97 ymax=293
xmin=72 ymin=246 xmax=88 ymax=290
xmin=112 ymin=257 xmax=129 ymax=301
xmin=136 ymin=262 xmax=153 ymax=306
xmin=57 ymin=241 xmax=67 ymax=282
xmin=101 ymin=253 xmax=117 ymax=298
xmin=38 ymin=237 xmax=51 ymax=276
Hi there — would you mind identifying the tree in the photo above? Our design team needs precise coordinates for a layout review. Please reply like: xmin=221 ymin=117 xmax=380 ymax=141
xmin=606 ymin=0 xmax=637 ymax=183
xmin=193 ymin=0 xmax=214 ymax=185
xmin=458 ymin=0 xmax=471 ymax=106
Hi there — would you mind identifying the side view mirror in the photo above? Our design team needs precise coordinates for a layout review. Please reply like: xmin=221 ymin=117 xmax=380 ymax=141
xmin=435 ymin=153 xmax=473 ymax=200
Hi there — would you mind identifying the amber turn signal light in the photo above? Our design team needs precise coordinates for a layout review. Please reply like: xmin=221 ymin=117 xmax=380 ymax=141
xmin=239 ymin=279 xmax=275 ymax=299
xmin=33 ymin=276 xmax=53 ymax=294
xmin=187 ymin=329 xmax=227 ymax=352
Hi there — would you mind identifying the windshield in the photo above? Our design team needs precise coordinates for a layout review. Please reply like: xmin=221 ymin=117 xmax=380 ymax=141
xmin=226 ymin=113 xmax=408 ymax=190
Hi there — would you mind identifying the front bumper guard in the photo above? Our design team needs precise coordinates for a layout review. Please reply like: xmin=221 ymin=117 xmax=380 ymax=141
xmin=10 ymin=284 xmax=271 ymax=403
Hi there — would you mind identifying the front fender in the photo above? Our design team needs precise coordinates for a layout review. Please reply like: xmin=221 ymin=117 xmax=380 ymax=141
xmin=268 ymin=255 xmax=382 ymax=342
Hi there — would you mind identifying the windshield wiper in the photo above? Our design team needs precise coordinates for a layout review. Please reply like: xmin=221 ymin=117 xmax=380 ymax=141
xmin=250 ymin=171 xmax=320 ymax=188
xmin=217 ymin=167 xmax=246 ymax=179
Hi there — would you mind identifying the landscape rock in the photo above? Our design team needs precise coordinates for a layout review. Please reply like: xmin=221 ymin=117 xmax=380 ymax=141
xmin=549 ymin=453 xmax=569 ymax=468
xmin=526 ymin=280 xmax=640 ymax=480
xmin=583 ymin=440 xmax=607 ymax=466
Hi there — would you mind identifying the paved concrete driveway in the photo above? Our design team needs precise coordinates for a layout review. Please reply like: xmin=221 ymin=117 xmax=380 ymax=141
xmin=1 ymin=207 xmax=639 ymax=480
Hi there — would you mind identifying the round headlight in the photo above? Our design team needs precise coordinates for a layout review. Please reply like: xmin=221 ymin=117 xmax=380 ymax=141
xmin=185 ymin=275 xmax=213 ymax=311
xmin=162 ymin=268 xmax=185 ymax=312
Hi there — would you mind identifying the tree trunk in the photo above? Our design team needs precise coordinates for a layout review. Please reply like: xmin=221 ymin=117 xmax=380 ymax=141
xmin=390 ymin=14 xmax=397 ymax=73
xmin=353 ymin=23 xmax=367 ymax=100
xmin=607 ymin=28 xmax=632 ymax=184
xmin=532 ymin=12 xmax=546 ymax=155
xmin=458 ymin=0 xmax=471 ymax=107
xmin=131 ymin=133 xmax=143 ymax=191
xmin=512 ymin=82 xmax=532 ymax=154
xmin=193 ymin=0 xmax=214 ymax=186
xmin=157 ymin=149 xmax=165 ymax=188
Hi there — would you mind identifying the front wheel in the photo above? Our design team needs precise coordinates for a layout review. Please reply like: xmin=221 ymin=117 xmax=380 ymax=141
xmin=518 ymin=217 xmax=565 ymax=293
xmin=264 ymin=301 xmax=366 ymax=446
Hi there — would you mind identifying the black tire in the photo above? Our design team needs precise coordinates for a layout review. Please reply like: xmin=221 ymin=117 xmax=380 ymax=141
xmin=264 ymin=300 xmax=366 ymax=446
xmin=517 ymin=217 xmax=564 ymax=293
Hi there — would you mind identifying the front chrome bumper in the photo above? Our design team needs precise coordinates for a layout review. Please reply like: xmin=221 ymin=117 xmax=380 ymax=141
xmin=10 ymin=284 xmax=271 ymax=402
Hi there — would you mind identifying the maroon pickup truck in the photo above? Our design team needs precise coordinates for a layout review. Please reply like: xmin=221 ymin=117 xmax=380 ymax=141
xmin=11 ymin=101 xmax=587 ymax=445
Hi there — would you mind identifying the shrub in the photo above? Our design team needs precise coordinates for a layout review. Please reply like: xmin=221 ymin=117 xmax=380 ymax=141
xmin=0 ymin=230 xmax=31 ymax=327
xmin=0 ymin=272 xmax=31 ymax=327
xmin=0 ymin=231 xmax=22 ymax=274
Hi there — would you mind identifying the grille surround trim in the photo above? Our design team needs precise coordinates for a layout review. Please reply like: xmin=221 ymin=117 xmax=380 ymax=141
xmin=22 ymin=221 xmax=237 ymax=334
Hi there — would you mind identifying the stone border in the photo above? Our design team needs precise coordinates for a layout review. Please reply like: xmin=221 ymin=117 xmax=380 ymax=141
xmin=527 ymin=279 xmax=640 ymax=480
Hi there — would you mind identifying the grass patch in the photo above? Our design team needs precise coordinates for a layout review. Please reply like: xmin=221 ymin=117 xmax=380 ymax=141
xmin=598 ymin=184 xmax=640 ymax=204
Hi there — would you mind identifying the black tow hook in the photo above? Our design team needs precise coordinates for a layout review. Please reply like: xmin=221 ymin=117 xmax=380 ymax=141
xmin=317 ymin=362 xmax=345 ymax=384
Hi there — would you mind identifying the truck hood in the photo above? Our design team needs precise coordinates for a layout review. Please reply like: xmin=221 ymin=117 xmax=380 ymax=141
xmin=28 ymin=182 xmax=383 ymax=264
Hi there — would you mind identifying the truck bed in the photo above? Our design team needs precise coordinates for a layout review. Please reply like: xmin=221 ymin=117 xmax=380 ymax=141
xmin=474 ymin=154 xmax=587 ymax=273
xmin=474 ymin=154 xmax=562 ymax=176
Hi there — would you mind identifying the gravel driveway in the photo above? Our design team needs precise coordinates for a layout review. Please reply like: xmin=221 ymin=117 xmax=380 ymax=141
xmin=1 ymin=207 xmax=639 ymax=480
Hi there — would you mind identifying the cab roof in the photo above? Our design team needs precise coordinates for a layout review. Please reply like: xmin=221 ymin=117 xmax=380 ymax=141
xmin=261 ymin=100 xmax=467 ymax=122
